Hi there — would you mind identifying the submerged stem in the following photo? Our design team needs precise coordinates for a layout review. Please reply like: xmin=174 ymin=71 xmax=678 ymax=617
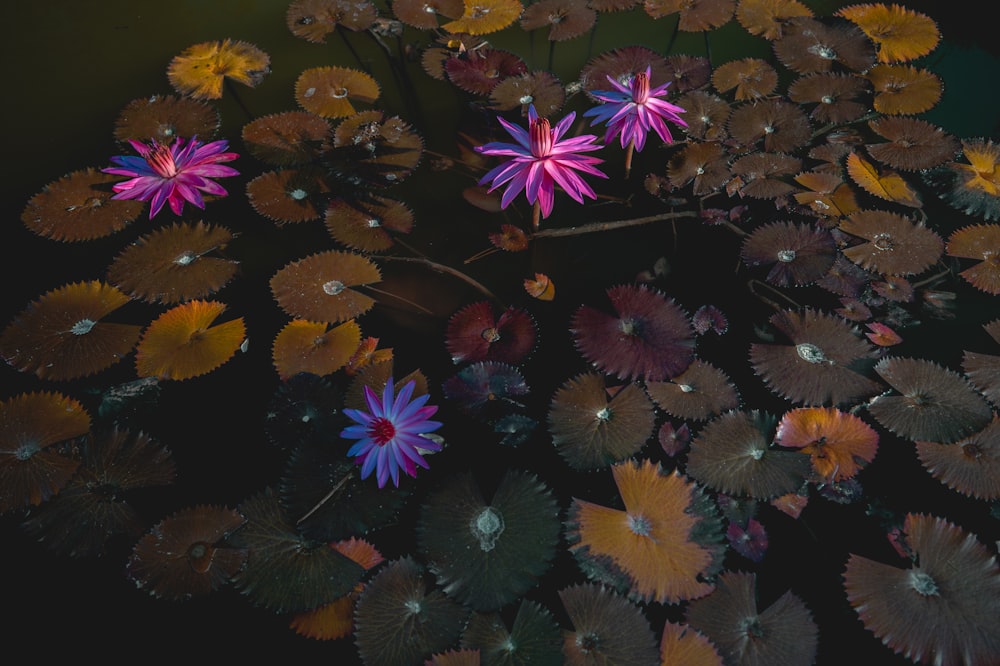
xmin=380 ymin=255 xmax=502 ymax=304
xmin=394 ymin=33 xmax=427 ymax=128
xmin=663 ymin=14 xmax=680 ymax=55
xmin=424 ymin=149 xmax=485 ymax=172
xmin=748 ymin=278 xmax=802 ymax=312
xmin=911 ymin=266 xmax=952 ymax=289
xmin=359 ymin=284 xmax=435 ymax=315
xmin=337 ymin=26 xmax=371 ymax=74
xmin=390 ymin=235 xmax=431 ymax=261
xmin=224 ymin=79 xmax=254 ymax=122
xmin=297 ymin=470 xmax=354 ymax=525
xmin=531 ymin=210 xmax=697 ymax=239
xmin=463 ymin=245 xmax=501 ymax=264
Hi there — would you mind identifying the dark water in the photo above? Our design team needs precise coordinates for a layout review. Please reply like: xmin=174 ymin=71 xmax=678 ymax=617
xmin=3 ymin=1 xmax=1000 ymax=663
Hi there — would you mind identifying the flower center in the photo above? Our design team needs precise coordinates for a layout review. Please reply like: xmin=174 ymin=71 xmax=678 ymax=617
xmin=146 ymin=141 xmax=179 ymax=178
xmin=577 ymin=632 xmax=601 ymax=652
xmin=627 ymin=512 xmax=652 ymax=536
xmin=809 ymin=44 xmax=838 ymax=60
xmin=618 ymin=316 xmax=642 ymax=337
xmin=873 ymin=233 xmax=894 ymax=251
xmin=15 ymin=439 xmax=40 ymax=461
xmin=909 ymin=570 xmax=939 ymax=596
xmin=322 ymin=280 xmax=345 ymax=295
xmin=740 ymin=616 xmax=765 ymax=638
xmin=796 ymin=342 xmax=829 ymax=364
xmin=631 ymin=70 xmax=650 ymax=104
xmin=70 ymin=318 xmax=96 ymax=335
xmin=529 ymin=116 xmax=552 ymax=158
xmin=470 ymin=507 xmax=505 ymax=551
xmin=368 ymin=416 xmax=396 ymax=446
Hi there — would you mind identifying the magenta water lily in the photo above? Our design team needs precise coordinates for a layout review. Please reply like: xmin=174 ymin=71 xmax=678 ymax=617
xmin=583 ymin=66 xmax=688 ymax=176
xmin=103 ymin=136 xmax=240 ymax=219
xmin=475 ymin=104 xmax=607 ymax=230
xmin=341 ymin=378 xmax=443 ymax=488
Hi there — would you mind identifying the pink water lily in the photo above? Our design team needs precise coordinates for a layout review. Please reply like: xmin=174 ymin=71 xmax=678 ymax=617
xmin=103 ymin=136 xmax=240 ymax=219
xmin=583 ymin=66 xmax=687 ymax=175
xmin=475 ymin=104 xmax=607 ymax=229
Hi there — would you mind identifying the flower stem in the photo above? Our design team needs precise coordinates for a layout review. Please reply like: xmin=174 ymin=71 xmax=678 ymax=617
xmin=393 ymin=33 xmax=427 ymax=127
xmin=532 ymin=200 xmax=541 ymax=231
xmin=463 ymin=245 xmax=500 ymax=264
xmin=297 ymin=469 xmax=354 ymax=525
xmin=223 ymin=79 xmax=254 ymax=122
xmin=390 ymin=235 xmax=431 ymax=260
xmin=911 ymin=266 xmax=951 ymax=289
xmin=424 ymin=148 xmax=484 ymax=172
xmin=586 ymin=17 xmax=599 ymax=60
xmin=379 ymin=255 xmax=502 ymax=304
xmin=337 ymin=26 xmax=371 ymax=74
xmin=663 ymin=14 xmax=680 ymax=54
xmin=748 ymin=278 xmax=801 ymax=312
xmin=359 ymin=284 xmax=434 ymax=315
xmin=364 ymin=28 xmax=424 ymax=125
xmin=530 ymin=210 xmax=697 ymax=239
xmin=624 ymin=140 xmax=635 ymax=178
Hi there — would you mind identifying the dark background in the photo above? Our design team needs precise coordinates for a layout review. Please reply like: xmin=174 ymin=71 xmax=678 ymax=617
xmin=2 ymin=1 xmax=999 ymax=662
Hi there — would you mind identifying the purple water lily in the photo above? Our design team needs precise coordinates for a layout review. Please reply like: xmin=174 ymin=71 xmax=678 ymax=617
xmin=583 ymin=66 xmax=688 ymax=176
xmin=103 ymin=136 xmax=240 ymax=219
xmin=341 ymin=378 xmax=443 ymax=488
xmin=475 ymin=104 xmax=607 ymax=229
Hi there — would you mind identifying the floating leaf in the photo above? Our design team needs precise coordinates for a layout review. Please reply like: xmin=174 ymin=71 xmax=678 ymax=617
xmin=867 ymin=64 xmax=941 ymax=115
xmin=844 ymin=513 xmax=1000 ymax=664
xmin=271 ymin=319 xmax=362 ymax=380
xmin=946 ymin=224 xmax=1000 ymax=295
xmin=524 ymin=273 xmax=555 ymax=301
xmin=135 ymin=300 xmax=245 ymax=380
xmin=712 ymin=57 xmax=778 ymax=100
xmin=793 ymin=170 xmax=860 ymax=219
xmin=270 ymin=251 xmax=381 ymax=324
xmin=21 ymin=168 xmax=143 ymax=241
xmin=0 ymin=281 xmax=141 ymax=381
xmin=865 ymin=321 xmax=903 ymax=346
xmin=686 ymin=571 xmax=818 ymax=665
xmin=167 ymin=39 xmax=270 ymax=100
xmin=294 ymin=66 xmax=380 ymax=119
xmin=126 ymin=505 xmax=247 ymax=600
xmin=775 ymin=406 xmax=879 ymax=483
xmin=566 ymin=459 xmax=724 ymax=603
xmin=837 ymin=3 xmax=940 ymax=64
xmin=736 ymin=0 xmax=813 ymax=40
xmin=846 ymin=152 xmax=922 ymax=207
xmin=0 ymin=392 xmax=89 ymax=514
xmin=442 ymin=0 xmax=524 ymax=34
xmin=106 ymin=221 xmax=239 ymax=304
